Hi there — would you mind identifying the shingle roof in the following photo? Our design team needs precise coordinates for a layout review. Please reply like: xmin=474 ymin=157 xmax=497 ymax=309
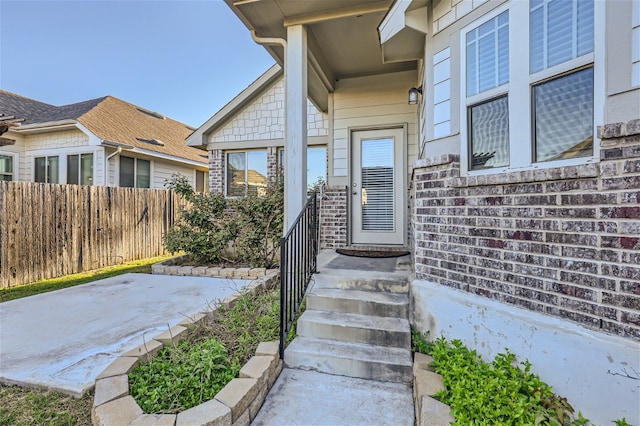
xmin=0 ymin=90 xmax=207 ymax=164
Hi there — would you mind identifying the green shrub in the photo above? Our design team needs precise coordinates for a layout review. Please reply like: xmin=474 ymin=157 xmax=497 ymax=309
xmin=129 ymin=287 xmax=282 ymax=414
xmin=128 ymin=339 xmax=239 ymax=414
xmin=163 ymin=174 xmax=284 ymax=268
xmin=416 ymin=336 xmax=591 ymax=426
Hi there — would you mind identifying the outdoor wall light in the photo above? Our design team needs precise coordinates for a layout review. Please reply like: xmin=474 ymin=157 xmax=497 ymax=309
xmin=408 ymin=86 xmax=422 ymax=105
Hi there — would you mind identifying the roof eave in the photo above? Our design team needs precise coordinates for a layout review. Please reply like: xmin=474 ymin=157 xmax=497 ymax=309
xmin=12 ymin=119 xmax=78 ymax=134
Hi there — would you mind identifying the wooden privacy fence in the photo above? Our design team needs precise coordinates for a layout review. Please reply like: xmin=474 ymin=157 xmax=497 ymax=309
xmin=0 ymin=182 xmax=180 ymax=288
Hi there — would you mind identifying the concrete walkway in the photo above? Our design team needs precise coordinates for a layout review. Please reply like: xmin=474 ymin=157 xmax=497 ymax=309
xmin=0 ymin=273 xmax=248 ymax=396
xmin=252 ymin=368 xmax=414 ymax=426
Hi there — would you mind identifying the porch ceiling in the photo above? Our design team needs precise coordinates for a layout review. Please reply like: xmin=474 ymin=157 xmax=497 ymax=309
xmin=225 ymin=0 xmax=419 ymax=111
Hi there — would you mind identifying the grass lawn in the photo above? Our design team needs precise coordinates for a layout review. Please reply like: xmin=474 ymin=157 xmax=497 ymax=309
xmin=0 ymin=386 xmax=93 ymax=426
xmin=0 ymin=254 xmax=175 ymax=303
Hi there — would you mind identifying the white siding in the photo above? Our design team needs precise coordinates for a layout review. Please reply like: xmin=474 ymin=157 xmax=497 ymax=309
xmin=210 ymin=79 xmax=329 ymax=143
xmin=332 ymin=70 xmax=418 ymax=178
xmin=433 ymin=47 xmax=452 ymax=139
xmin=25 ymin=129 xmax=89 ymax=151
xmin=152 ymin=160 xmax=199 ymax=189
xmin=433 ymin=0 xmax=492 ymax=34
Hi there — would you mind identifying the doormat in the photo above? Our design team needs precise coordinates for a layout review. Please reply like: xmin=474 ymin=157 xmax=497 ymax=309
xmin=336 ymin=248 xmax=410 ymax=258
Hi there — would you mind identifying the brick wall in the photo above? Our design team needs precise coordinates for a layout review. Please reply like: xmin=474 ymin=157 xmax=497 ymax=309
xmin=412 ymin=119 xmax=640 ymax=340
xmin=209 ymin=149 xmax=224 ymax=193
xmin=320 ymin=186 xmax=348 ymax=249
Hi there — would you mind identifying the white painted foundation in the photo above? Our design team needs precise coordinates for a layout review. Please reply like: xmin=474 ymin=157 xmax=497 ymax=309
xmin=410 ymin=279 xmax=640 ymax=425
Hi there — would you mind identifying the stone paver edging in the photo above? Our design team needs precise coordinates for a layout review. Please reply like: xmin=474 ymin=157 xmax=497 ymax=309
xmin=413 ymin=352 xmax=455 ymax=425
xmin=151 ymin=255 xmax=278 ymax=280
xmin=92 ymin=271 xmax=283 ymax=426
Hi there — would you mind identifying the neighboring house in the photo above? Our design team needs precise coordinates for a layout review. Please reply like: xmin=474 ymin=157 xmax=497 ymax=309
xmin=191 ymin=0 xmax=640 ymax=422
xmin=0 ymin=90 xmax=209 ymax=190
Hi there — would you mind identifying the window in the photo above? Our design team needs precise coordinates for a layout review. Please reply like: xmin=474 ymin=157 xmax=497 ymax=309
xmin=466 ymin=10 xmax=509 ymax=97
xmin=67 ymin=153 xmax=93 ymax=185
xmin=0 ymin=155 xmax=13 ymax=181
xmin=529 ymin=0 xmax=594 ymax=73
xmin=196 ymin=170 xmax=208 ymax=193
xmin=533 ymin=67 xmax=593 ymax=162
xmin=469 ymin=96 xmax=510 ymax=170
xmin=226 ymin=150 xmax=267 ymax=196
xmin=120 ymin=156 xmax=150 ymax=188
xmin=34 ymin=156 xmax=59 ymax=183
xmin=461 ymin=0 xmax=596 ymax=173
xmin=278 ymin=146 xmax=327 ymax=189
xmin=465 ymin=10 xmax=509 ymax=170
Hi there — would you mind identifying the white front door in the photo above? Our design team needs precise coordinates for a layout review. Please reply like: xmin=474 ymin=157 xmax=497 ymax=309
xmin=351 ymin=128 xmax=405 ymax=246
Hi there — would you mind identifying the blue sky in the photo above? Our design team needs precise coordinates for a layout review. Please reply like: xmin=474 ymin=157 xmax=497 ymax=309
xmin=0 ymin=0 xmax=276 ymax=127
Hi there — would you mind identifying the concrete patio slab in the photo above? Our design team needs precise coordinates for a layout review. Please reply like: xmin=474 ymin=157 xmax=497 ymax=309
xmin=0 ymin=273 xmax=249 ymax=396
xmin=251 ymin=368 xmax=414 ymax=426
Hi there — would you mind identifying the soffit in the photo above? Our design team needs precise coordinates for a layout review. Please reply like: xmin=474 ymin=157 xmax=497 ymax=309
xmin=225 ymin=0 xmax=419 ymax=109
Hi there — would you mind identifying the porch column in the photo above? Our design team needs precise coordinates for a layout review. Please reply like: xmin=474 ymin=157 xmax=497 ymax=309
xmin=284 ymin=24 xmax=308 ymax=232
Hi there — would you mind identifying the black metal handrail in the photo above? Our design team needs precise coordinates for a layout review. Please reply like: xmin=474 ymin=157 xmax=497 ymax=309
xmin=279 ymin=192 xmax=319 ymax=359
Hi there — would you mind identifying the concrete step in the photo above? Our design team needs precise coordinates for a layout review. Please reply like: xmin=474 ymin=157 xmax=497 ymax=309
xmin=312 ymin=272 xmax=408 ymax=294
xmin=297 ymin=310 xmax=411 ymax=348
xmin=307 ymin=288 xmax=409 ymax=319
xmin=284 ymin=337 xmax=413 ymax=384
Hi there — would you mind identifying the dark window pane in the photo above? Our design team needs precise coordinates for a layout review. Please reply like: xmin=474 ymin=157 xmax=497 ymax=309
xmin=47 ymin=156 xmax=59 ymax=184
xmin=120 ymin=156 xmax=135 ymax=187
xmin=67 ymin=155 xmax=79 ymax=185
xmin=468 ymin=96 xmax=510 ymax=170
xmin=534 ymin=67 xmax=593 ymax=162
xmin=136 ymin=159 xmax=150 ymax=188
xmin=81 ymin=154 xmax=93 ymax=185
xmin=35 ymin=157 xmax=46 ymax=182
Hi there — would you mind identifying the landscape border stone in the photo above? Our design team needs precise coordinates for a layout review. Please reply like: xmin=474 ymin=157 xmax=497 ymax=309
xmin=412 ymin=352 xmax=455 ymax=425
xmin=151 ymin=255 xmax=277 ymax=280
xmin=92 ymin=266 xmax=282 ymax=426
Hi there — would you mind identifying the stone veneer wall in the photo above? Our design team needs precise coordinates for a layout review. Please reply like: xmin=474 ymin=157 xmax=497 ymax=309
xmin=319 ymin=186 xmax=348 ymax=249
xmin=412 ymin=119 xmax=640 ymax=340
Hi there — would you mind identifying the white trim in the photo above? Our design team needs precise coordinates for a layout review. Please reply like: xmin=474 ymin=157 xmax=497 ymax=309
xmin=129 ymin=147 xmax=208 ymax=169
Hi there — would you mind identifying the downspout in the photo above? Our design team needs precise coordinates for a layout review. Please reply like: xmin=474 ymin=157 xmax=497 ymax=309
xmin=105 ymin=146 xmax=122 ymax=186
xmin=250 ymin=30 xmax=287 ymax=50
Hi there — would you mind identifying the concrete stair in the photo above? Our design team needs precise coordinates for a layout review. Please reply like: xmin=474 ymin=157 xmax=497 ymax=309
xmin=284 ymin=272 xmax=413 ymax=384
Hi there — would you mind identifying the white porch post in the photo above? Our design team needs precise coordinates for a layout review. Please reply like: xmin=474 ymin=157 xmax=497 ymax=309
xmin=284 ymin=24 xmax=308 ymax=233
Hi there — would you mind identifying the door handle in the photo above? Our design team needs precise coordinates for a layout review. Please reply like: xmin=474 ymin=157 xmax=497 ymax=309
xmin=352 ymin=191 xmax=357 ymax=195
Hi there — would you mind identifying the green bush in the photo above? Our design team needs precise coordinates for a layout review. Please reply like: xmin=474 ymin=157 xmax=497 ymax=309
xmin=163 ymin=174 xmax=284 ymax=267
xmin=413 ymin=335 xmax=591 ymax=426
xmin=128 ymin=339 xmax=239 ymax=414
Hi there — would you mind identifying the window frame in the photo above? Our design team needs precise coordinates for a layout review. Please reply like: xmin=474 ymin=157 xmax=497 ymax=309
xmin=224 ymin=149 xmax=268 ymax=197
xmin=459 ymin=0 xmax=604 ymax=176
xmin=34 ymin=155 xmax=60 ymax=184
xmin=119 ymin=156 xmax=151 ymax=189
xmin=0 ymin=152 xmax=16 ymax=181
xmin=67 ymin=153 xmax=94 ymax=186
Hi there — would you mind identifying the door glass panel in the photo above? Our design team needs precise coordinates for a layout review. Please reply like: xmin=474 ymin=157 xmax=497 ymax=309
xmin=361 ymin=138 xmax=394 ymax=231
